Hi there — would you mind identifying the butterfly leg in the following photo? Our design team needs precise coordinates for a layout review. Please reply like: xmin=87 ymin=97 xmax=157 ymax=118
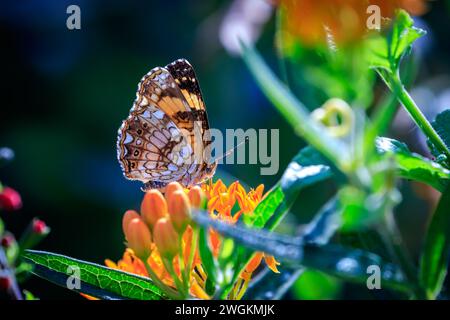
xmin=141 ymin=180 xmax=168 ymax=193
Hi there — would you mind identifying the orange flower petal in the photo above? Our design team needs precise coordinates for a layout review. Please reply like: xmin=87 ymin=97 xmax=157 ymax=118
xmin=245 ymin=252 xmax=264 ymax=274
xmin=264 ymin=255 xmax=281 ymax=273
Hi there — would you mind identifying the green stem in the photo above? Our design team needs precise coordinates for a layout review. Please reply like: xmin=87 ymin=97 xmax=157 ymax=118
xmin=0 ymin=247 xmax=23 ymax=300
xmin=241 ymin=44 xmax=350 ymax=171
xmin=379 ymin=212 xmax=426 ymax=299
xmin=389 ymin=73 xmax=450 ymax=159
xmin=185 ymin=228 xmax=199 ymax=285
xmin=366 ymin=93 xmax=398 ymax=153
xmin=163 ymin=257 xmax=188 ymax=298
xmin=177 ymin=237 xmax=187 ymax=289
xmin=143 ymin=260 xmax=181 ymax=299
xmin=275 ymin=7 xmax=290 ymax=87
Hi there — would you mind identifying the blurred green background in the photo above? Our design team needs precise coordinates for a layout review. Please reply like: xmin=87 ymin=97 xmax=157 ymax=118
xmin=0 ymin=0 xmax=449 ymax=299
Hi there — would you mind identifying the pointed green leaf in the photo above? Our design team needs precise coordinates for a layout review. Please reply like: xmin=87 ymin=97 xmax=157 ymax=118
xmin=23 ymin=250 xmax=168 ymax=300
xmin=193 ymin=211 xmax=409 ymax=293
xmin=430 ymin=109 xmax=450 ymax=165
xmin=419 ymin=185 xmax=450 ymax=299
xmin=432 ymin=110 xmax=450 ymax=151
xmin=367 ymin=10 xmax=426 ymax=71
xmin=198 ymin=227 xmax=217 ymax=286
xmin=376 ymin=137 xmax=450 ymax=191
xmin=245 ymin=147 xmax=333 ymax=229
xmin=244 ymin=197 xmax=340 ymax=299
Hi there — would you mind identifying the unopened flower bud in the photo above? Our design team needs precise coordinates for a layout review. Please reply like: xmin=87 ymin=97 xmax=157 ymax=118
xmin=165 ymin=181 xmax=183 ymax=197
xmin=0 ymin=187 xmax=22 ymax=211
xmin=153 ymin=217 xmax=179 ymax=260
xmin=125 ymin=217 xmax=152 ymax=259
xmin=18 ymin=218 xmax=50 ymax=252
xmin=122 ymin=210 xmax=141 ymax=239
xmin=1 ymin=234 xmax=15 ymax=248
xmin=141 ymin=190 xmax=167 ymax=229
xmin=167 ymin=190 xmax=191 ymax=233
xmin=188 ymin=186 xmax=206 ymax=208
xmin=32 ymin=219 xmax=49 ymax=235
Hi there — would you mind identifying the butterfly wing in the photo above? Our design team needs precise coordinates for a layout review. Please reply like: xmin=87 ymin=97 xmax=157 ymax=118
xmin=117 ymin=61 xmax=215 ymax=190
xmin=117 ymin=67 xmax=193 ymax=185
xmin=165 ymin=59 xmax=215 ymax=173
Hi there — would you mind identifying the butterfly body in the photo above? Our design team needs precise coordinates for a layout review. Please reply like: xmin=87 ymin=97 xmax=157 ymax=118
xmin=117 ymin=59 xmax=217 ymax=191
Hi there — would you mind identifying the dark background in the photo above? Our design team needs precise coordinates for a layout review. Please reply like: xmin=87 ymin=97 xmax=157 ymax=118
xmin=0 ymin=0 xmax=449 ymax=299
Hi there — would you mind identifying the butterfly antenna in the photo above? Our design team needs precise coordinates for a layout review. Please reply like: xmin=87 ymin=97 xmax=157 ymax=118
xmin=215 ymin=137 xmax=249 ymax=162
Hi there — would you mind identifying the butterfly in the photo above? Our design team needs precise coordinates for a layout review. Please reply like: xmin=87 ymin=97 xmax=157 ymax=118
xmin=117 ymin=59 xmax=217 ymax=191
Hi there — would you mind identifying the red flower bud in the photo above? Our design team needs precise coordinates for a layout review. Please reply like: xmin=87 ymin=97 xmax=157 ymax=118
xmin=32 ymin=219 xmax=49 ymax=235
xmin=1 ymin=234 xmax=14 ymax=248
xmin=0 ymin=187 xmax=22 ymax=211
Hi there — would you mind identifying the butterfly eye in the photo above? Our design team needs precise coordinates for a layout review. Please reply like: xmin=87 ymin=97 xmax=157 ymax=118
xmin=143 ymin=123 xmax=148 ymax=128
xmin=134 ymin=150 xmax=140 ymax=156
xmin=137 ymin=129 xmax=143 ymax=135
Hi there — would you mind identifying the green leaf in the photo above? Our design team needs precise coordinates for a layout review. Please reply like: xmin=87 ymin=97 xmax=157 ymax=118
xmin=419 ymin=184 xmax=450 ymax=299
xmin=241 ymin=43 xmax=348 ymax=168
xmin=292 ymin=269 xmax=341 ymax=300
xmin=245 ymin=185 xmax=284 ymax=228
xmin=245 ymin=146 xmax=333 ymax=229
xmin=367 ymin=10 xmax=426 ymax=71
xmin=245 ymin=266 xmax=304 ymax=300
xmin=193 ymin=211 xmax=409 ymax=293
xmin=433 ymin=110 xmax=450 ymax=150
xmin=22 ymin=250 xmax=168 ymax=300
xmin=376 ymin=137 xmax=450 ymax=191
xmin=198 ymin=227 xmax=217 ymax=286
xmin=23 ymin=289 xmax=39 ymax=300
xmin=431 ymin=109 xmax=450 ymax=165
xmin=243 ymin=197 xmax=340 ymax=299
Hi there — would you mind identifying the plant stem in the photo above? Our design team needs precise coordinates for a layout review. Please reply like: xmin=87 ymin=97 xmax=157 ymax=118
xmin=163 ymin=257 xmax=188 ymax=298
xmin=390 ymin=73 xmax=450 ymax=159
xmin=185 ymin=228 xmax=199 ymax=285
xmin=143 ymin=260 xmax=181 ymax=299
xmin=275 ymin=7 xmax=290 ymax=88
xmin=241 ymin=44 xmax=350 ymax=171
xmin=0 ymin=247 xmax=23 ymax=300
xmin=177 ymin=237 xmax=187 ymax=289
xmin=379 ymin=212 xmax=426 ymax=299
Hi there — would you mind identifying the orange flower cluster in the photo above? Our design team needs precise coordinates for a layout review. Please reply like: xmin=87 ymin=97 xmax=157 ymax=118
xmin=106 ymin=180 xmax=279 ymax=300
xmin=201 ymin=180 xmax=280 ymax=277
xmin=280 ymin=0 xmax=429 ymax=47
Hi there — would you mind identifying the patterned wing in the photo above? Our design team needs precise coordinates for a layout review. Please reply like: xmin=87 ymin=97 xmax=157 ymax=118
xmin=117 ymin=68 xmax=194 ymax=186
xmin=165 ymin=59 xmax=206 ymax=113
xmin=117 ymin=104 xmax=191 ymax=184
xmin=165 ymin=59 xmax=214 ymax=167
xmin=117 ymin=60 xmax=216 ymax=190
